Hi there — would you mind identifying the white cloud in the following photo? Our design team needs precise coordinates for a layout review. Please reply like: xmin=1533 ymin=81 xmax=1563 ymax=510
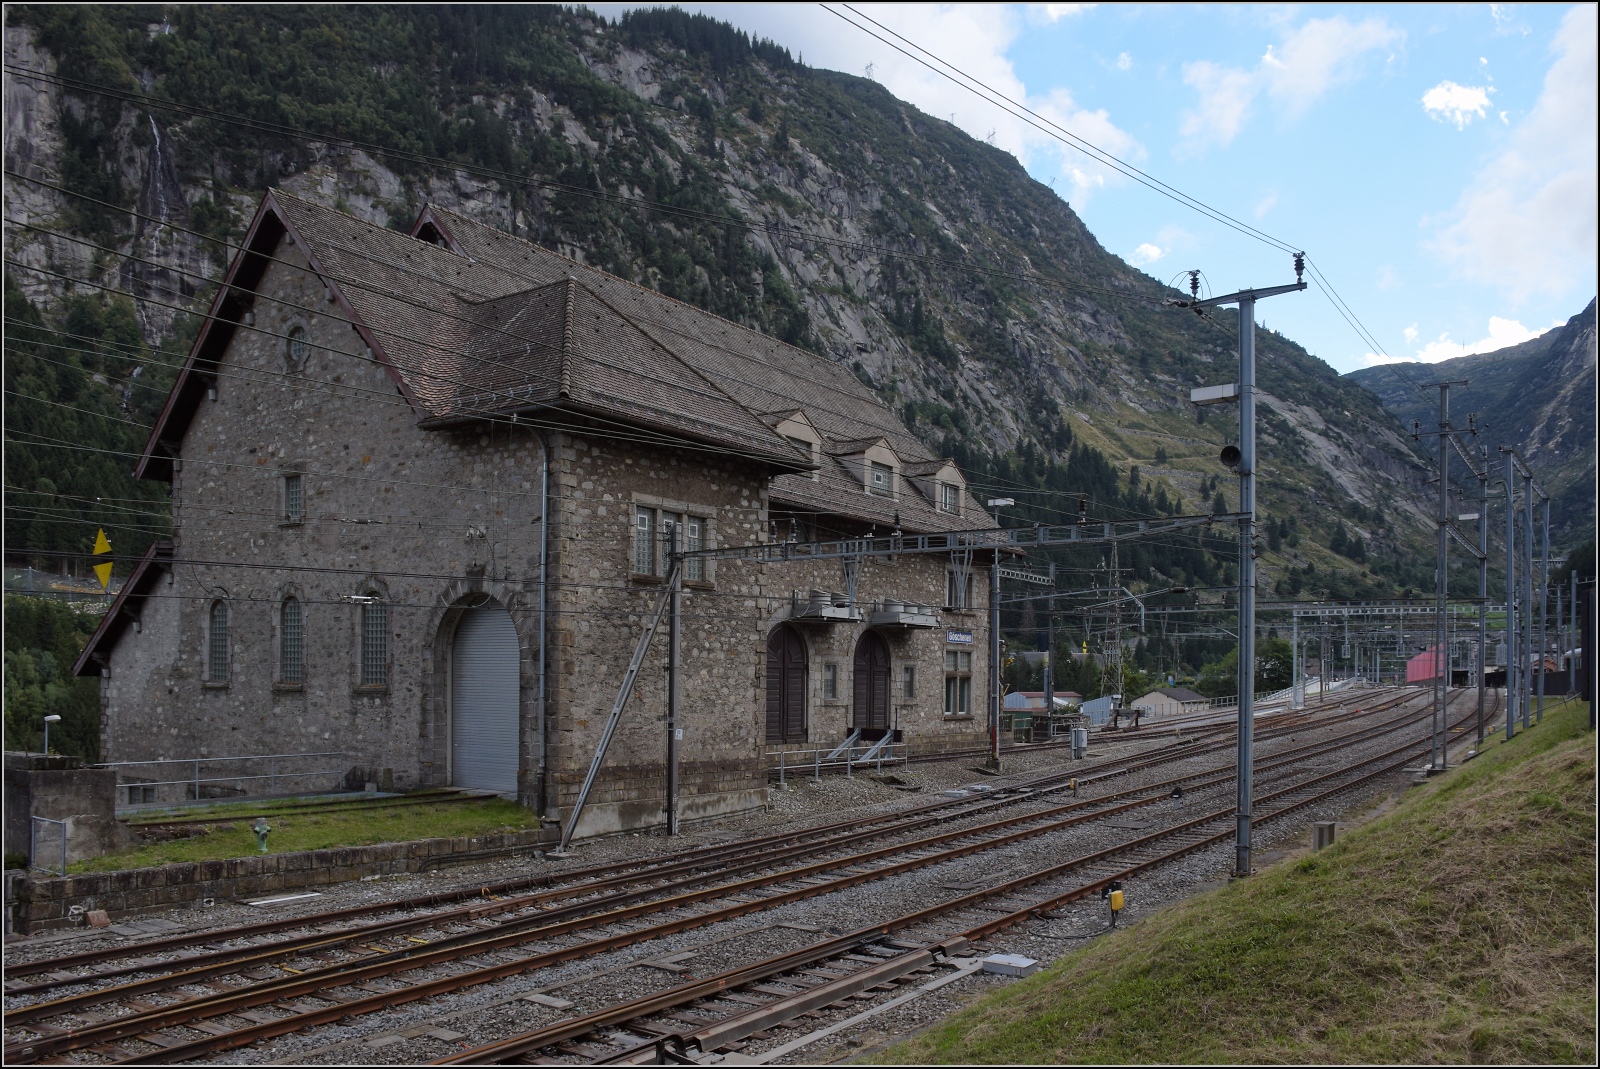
xmin=642 ymin=4 xmax=1143 ymax=207
xmin=1131 ymin=243 xmax=1164 ymax=265
xmin=1428 ymin=5 xmax=1598 ymax=300
xmin=1376 ymin=265 xmax=1401 ymax=290
xmin=1254 ymin=189 xmax=1278 ymax=219
xmin=1422 ymin=81 xmax=1493 ymax=129
xmin=1115 ymin=51 xmax=1132 ymax=71
xmin=1180 ymin=16 xmax=1402 ymax=151
xmin=1364 ymin=315 xmax=1554 ymax=366
xmin=1039 ymin=3 xmax=1095 ymax=22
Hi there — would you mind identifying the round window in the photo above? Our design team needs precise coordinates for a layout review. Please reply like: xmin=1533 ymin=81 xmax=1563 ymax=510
xmin=287 ymin=327 xmax=310 ymax=366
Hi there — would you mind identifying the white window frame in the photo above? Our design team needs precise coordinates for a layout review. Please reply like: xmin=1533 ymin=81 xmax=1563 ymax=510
xmin=823 ymin=662 xmax=840 ymax=700
xmin=901 ymin=664 xmax=916 ymax=699
xmin=939 ymin=481 xmax=961 ymax=514
xmin=632 ymin=502 xmax=713 ymax=584
xmin=869 ymin=461 xmax=894 ymax=497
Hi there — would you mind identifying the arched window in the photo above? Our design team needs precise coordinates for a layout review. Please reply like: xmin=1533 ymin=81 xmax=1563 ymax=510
xmin=765 ymin=626 xmax=807 ymax=743
xmin=360 ymin=597 xmax=388 ymax=686
xmin=207 ymin=600 xmax=230 ymax=682
xmin=279 ymin=597 xmax=304 ymax=684
xmin=286 ymin=326 xmax=310 ymax=367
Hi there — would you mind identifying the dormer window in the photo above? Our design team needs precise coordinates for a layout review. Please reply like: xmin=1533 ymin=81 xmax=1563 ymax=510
xmin=939 ymin=481 xmax=960 ymax=514
xmin=870 ymin=462 xmax=894 ymax=496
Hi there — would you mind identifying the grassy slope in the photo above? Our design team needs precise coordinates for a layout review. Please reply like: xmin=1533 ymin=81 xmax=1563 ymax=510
xmin=68 ymin=798 xmax=535 ymax=874
xmin=878 ymin=698 xmax=1596 ymax=1064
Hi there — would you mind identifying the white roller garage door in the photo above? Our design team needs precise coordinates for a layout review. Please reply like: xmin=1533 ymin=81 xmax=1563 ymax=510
xmin=451 ymin=605 xmax=521 ymax=794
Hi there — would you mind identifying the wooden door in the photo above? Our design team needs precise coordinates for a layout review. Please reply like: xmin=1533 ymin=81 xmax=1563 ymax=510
xmin=765 ymin=626 xmax=807 ymax=742
xmin=852 ymin=631 xmax=891 ymax=731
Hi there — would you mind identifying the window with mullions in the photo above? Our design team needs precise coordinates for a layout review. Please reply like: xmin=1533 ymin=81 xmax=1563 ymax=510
xmin=282 ymin=472 xmax=305 ymax=524
xmin=634 ymin=508 xmax=708 ymax=582
xmin=360 ymin=599 xmax=387 ymax=687
xmin=939 ymin=481 xmax=960 ymax=514
xmin=279 ymin=597 xmax=304 ymax=684
xmin=206 ymin=600 xmax=230 ymax=683
xmin=869 ymin=461 xmax=894 ymax=496
xmin=945 ymin=569 xmax=975 ymax=609
xmin=944 ymin=650 xmax=972 ymax=717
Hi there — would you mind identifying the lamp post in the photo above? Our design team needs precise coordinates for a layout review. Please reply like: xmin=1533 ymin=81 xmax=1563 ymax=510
xmin=43 ymin=714 xmax=62 ymax=755
xmin=986 ymin=497 xmax=1014 ymax=769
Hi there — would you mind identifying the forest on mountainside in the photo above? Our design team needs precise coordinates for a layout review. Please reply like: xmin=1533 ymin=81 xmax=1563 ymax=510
xmin=4 ymin=4 xmax=1454 ymax=684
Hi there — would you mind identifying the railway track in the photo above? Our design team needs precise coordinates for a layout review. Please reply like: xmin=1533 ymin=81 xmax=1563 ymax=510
xmin=3 ymin=688 xmax=1404 ymax=994
xmin=3 ymin=688 xmax=1465 ymax=1063
xmin=437 ymin=689 xmax=1502 ymax=1066
xmin=3 ymin=689 xmax=1416 ymax=1011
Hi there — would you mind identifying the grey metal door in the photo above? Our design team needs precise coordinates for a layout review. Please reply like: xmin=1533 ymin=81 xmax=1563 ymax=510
xmin=451 ymin=605 xmax=520 ymax=793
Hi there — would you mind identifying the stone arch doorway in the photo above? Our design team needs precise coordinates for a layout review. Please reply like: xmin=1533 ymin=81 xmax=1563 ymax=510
xmin=766 ymin=625 xmax=807 ymax=743
xmin=450 ymin=600 xmax=520 ymax=794
xmin=852 ymin=631 xmax=891 ymax=734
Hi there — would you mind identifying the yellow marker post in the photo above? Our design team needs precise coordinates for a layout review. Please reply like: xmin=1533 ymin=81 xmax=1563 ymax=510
xmin=91 ymin=529 xmax=113 ymax=590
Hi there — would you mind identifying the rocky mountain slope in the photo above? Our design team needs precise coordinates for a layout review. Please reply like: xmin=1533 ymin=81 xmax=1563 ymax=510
xmin=1348 ymin=300 xmax=1596 ymax=551
xmin=3 ymin=5 xmax=1439 ymax=598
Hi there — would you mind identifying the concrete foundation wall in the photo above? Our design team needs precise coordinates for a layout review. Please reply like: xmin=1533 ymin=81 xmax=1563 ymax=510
xmin=3 ymin=753 xmax=133 ymax=866
xmin=5 ymin=827 xmax=557 ymax=932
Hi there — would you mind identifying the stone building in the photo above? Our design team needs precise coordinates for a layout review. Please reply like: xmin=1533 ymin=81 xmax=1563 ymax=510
xmin=74 ymin=191 xmax=995 ymax=837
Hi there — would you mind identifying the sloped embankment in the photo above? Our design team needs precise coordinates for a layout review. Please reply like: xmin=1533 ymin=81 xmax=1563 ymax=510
xmin=879 ymin=701 xmax=1596 ymax=1064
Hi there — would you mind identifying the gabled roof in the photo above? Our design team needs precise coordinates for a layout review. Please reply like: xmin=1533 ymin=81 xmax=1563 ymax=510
xmin=72 ymin=541 xmax=173 ymax=677
xmin=137 ymin=192 xmax=994 ymax=534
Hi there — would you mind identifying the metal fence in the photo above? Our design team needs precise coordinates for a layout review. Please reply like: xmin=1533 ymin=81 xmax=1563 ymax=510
xmin=30 ymin=816 xmax=67 ymax=875
xmin=768 ymin=738 xmax=909 ymax=786
xmin=101 ymin=751 xmax=347 ymax=809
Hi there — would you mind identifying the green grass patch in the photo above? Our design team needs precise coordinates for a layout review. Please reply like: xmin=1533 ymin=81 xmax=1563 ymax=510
xmin=70 ymin=799 xmax=536 ymax=874
xmin=877 ymin=700 xmax=1595 ymax=1065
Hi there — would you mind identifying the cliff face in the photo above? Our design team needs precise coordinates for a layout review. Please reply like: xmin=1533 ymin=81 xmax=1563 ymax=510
xmin=3 ymin=6 xmax=1438 ymax=591
xmin=1348 ymin=300 xmax=1597 ymax=549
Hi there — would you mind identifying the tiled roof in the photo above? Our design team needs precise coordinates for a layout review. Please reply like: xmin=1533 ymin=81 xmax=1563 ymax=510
xmin=140 ymin=191 xmax=994 ymax=533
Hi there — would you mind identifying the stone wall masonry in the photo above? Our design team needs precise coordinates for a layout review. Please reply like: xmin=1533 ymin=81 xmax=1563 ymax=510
xmin=101 ymin=235 xmax=548 ymax=805
xmin=760 ymin=548 xmax=991 ymax=753
xmin=546 ymin=433 xmax=771 ymax=823
xmin=5 ymin=826 xmax=559 ymax=933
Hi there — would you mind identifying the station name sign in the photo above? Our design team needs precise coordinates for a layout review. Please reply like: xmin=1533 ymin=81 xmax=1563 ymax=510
xmin=946 ymin=629 xmax=974 ymax=645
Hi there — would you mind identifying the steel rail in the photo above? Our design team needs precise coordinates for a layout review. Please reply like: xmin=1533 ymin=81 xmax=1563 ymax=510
xmin=6 ymin=689 xmax=1400 ymax=989
xmin=5 ymin=692 xmax=1453 ymax=1062
xmin=5 ymin=691 xmax=1426 ymax=1027
xmin=436 ymin=694 xmax=1495 ymax=1064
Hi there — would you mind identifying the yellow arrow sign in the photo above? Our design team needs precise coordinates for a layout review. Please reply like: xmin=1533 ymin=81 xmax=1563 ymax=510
xmin=92 ymin=528 xmax=112 ymax=590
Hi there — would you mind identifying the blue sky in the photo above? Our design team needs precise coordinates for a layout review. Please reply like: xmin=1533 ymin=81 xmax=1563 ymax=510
xmin=598 ymin=4 xmax=1597 ymax=374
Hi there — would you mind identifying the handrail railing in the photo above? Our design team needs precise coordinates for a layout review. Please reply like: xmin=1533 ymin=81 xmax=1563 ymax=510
xmin=100 ymin=751 xmax=347 ymax=807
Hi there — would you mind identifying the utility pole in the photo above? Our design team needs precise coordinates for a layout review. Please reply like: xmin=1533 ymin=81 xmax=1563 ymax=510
xmin=1477 ymin=448 xmax=1489 ymax=746
xmin=1503 ymin=452 xmax=1518 ymax=740
xmin=986 ymin=498 xmax=1013 ymax=770
xmin=1179 ymin=257 xmax=1306 ymax=877
xmin=1538 ymin=496 xmax=1550 ymax=721
xmin=1292 ymin=610 xmax=1301 ymax=708
xmin=666 ymin=521 xmax=683 ymax=835
xmin=1043 ymin=563 xmax=1055 ymax=738
xmin=1521 ymin=469 xmax=1534 ymax=729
